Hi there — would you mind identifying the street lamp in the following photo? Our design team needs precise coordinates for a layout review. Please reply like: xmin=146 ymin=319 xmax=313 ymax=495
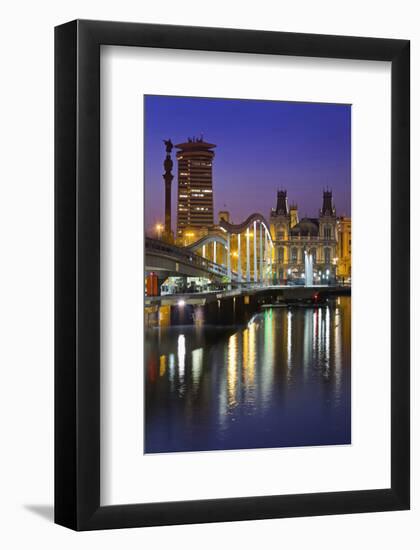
xmin=155 ymin=223 xmax=163 ymax=239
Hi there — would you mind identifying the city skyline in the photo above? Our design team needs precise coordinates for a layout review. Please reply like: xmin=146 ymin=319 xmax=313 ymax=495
xmin=144 ymin=95 xmax=351 ymax=235
xmin=144 ymin=94 xmax=352 ymax=455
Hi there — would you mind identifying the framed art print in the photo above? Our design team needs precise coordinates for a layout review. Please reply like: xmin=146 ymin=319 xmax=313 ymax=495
xmin=55 ymin=20 xmax=410 ymax=530
xmin=142 ymin=94 xmax=351 ymax=455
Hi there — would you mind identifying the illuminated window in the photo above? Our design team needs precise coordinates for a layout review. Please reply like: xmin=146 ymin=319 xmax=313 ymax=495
xmin=278 ymin=247 xmax=284 ymax=263
xmin=324 ymin=247 xmax=331 ymax=264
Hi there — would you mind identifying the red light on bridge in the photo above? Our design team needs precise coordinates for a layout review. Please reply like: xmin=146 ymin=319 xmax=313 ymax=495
xmin=146 ymin=272 xmax=159 ymax=296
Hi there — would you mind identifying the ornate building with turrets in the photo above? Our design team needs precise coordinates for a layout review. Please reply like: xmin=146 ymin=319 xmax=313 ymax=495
xmin=270 ymin=189 xmax=351 ymax=284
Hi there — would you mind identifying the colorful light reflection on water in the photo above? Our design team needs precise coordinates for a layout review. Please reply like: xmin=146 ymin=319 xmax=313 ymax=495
xmin=144 ymin=297 xmax=351 ymax=453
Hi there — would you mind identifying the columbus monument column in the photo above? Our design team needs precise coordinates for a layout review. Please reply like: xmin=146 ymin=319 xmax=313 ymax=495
xmin=162 ymin=139 xmax=174 ymax=243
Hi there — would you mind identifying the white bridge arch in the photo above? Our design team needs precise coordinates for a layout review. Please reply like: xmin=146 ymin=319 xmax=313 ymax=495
xmin=186 ymin=233 xmax=228 ymax=253
xmin=186 ymin=213 xmax=274 ymax=285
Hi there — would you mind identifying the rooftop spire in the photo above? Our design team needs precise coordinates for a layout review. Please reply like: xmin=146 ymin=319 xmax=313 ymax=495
xmin=321 ymin=189 xmax=336 ymax=216
xmin=275 ymin=190 xmax=289 ymax=216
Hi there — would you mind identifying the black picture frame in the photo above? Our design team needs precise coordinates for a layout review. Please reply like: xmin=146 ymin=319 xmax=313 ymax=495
xmin=55 ymin=19 xmax=410 ymax=531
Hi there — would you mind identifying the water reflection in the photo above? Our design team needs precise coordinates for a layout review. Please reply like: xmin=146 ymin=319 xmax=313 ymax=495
xmin=145 ymin=296 xmax=351 ymax=453
xmin=191 ymin=348 xmax=203 ymax=393
xmin=177 ymin=334 xmax=186 ymax=394
xmin=227 ymin=333 xmax=238 ymax=409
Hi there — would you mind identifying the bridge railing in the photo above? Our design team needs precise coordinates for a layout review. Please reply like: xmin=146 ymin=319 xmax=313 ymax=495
xmin=146 ymin=237 xmax=235 ymax=278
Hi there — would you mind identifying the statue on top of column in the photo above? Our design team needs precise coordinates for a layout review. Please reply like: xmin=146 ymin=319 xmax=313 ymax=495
xmin=163 ymin=139 xmax=173 ymax=154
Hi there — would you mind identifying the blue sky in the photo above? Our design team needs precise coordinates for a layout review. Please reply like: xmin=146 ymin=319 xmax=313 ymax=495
xmin=144 ymin=95 xmax=351 ymax=232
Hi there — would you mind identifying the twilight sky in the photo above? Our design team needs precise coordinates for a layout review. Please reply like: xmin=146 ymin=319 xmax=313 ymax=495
xmin=144 ymin=95 xmax=351 ymax=234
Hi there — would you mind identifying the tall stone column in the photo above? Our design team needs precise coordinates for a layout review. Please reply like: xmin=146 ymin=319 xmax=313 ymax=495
xmin=259 ymin=223 xmax=263 ymax=283
xmin=237 ymin=233 xmax=242 ymax=282
xmin=162 ymin=139 xmax=174 ymax=243
xmin=227 ymin=234 xmax=231 ymax=281
xmin=246 ymin=227 xmax=250 ymax=283
xmin=264 ymin=227 xmax=268 ymax=285
xmin=253 ymin=220 xmax=257 ymax=283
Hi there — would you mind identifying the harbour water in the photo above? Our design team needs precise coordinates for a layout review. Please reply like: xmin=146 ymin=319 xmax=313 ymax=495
xmin=144 ymin=296 xmax=351 ymax=453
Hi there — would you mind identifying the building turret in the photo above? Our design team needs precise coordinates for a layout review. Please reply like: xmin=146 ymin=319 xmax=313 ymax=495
xmin=289 ymin=203 xmax=299 ymax=228
xmin=320 ymin=189 xmax=336 ymax=217
xmin=275 ymin=190 xmax=289 ymax=216
xmin=319 ymin=189 xmax=338 ymax=272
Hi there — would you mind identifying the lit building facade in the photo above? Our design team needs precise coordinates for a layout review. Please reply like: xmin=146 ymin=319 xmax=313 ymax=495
xmin=270 ymin=189 xmax=350 ymax=284
xmin=175 ymin=137 xmax=215 ymax=240
xmin=337 ymin=216 xmax=351 ymax=281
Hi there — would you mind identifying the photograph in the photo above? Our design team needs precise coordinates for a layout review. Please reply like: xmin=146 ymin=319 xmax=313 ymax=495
xmin=144 ymin=95 xmax=352 ymax=454
xmin=0 ymin=0 xmax=413 ymax=541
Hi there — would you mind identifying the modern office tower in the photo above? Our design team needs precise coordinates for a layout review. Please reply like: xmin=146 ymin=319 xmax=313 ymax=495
xmin=175 ymin=137 xmax=216 ymax=238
